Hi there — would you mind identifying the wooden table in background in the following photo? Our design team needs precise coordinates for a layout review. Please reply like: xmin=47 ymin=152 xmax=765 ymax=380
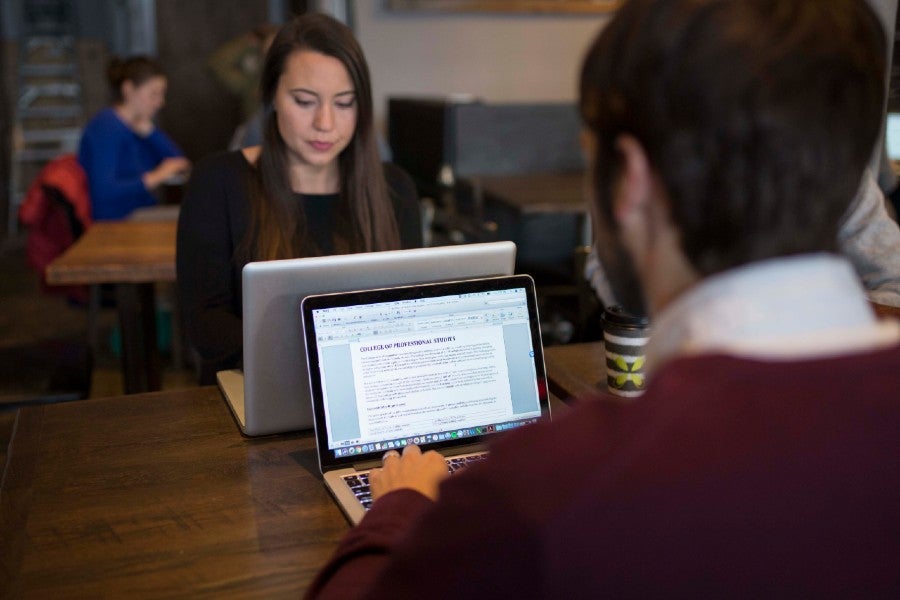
xmin=873 ymin=301 xmax=900 ymax=321
xmin=474 ymin=172 xmax=591 ymax=276
xmin=45 ymin=220 xmax=176 ymax=394
xmin=543 ymin=341 xmax=611 ymax=402
xmin=477 ymin=172 xmax=588 ymax=216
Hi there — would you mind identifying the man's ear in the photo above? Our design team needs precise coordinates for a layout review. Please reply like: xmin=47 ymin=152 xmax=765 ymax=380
xmin=579 ymin=128 xmax=596 ymax=162
xmin=612 ymin=134 xmax=654 ymax=228
xmin=121 ymin=80 xmax=135 ymax=101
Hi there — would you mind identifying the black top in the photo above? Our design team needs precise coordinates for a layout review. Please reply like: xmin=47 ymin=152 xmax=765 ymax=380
xmin=176 ymin=150 xmax=422 ymax=384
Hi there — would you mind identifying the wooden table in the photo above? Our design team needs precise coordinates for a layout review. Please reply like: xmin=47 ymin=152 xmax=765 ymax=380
xmin=543 ymin=341 xmax=617 ymax=402
xmin=45 ymin=220 xmax=176 ymax=393
xmin=1 ymin=384 xmax=571 ymax=597
xmin=0 ymin=387 xmax=346 ymax=598
xmin=470 ymin=172 xmax=591 ymax=278
xmin=873 ymin=301 xmax=900 ymax=321
xmin=477 ymin=172 xmax=588 ymax=216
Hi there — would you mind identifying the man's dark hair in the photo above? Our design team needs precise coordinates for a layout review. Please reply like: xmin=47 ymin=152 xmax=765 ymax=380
xmin=580 ymin=0 xmax=886 ymax=276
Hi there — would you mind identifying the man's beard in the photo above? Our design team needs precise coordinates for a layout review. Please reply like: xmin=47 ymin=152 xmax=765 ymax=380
xmin=593 ymin=213 xmax=648 ymax=319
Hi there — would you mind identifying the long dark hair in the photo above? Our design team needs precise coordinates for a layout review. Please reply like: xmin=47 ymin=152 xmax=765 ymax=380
xmin=241 ymin=12 xmax=400 ymax=261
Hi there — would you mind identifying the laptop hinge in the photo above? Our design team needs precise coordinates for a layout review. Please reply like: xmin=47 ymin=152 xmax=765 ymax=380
xmin=437 ymin=442 xmax=486 ymax=457
xmin=351 ymin=442 xmax=488 ymax=471
xmin=352 ymin=458 xmax=382 ymax=470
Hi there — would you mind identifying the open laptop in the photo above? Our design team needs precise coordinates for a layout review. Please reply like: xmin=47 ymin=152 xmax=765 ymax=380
xmin=217 ymin=242 xmax=516 ymax=436
xmin=301 ymin=274 xmax=551 ymax=524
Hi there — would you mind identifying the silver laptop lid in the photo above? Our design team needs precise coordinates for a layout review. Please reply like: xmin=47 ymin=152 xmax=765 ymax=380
xmin=226 ymin=242 xmax=516 ymax=436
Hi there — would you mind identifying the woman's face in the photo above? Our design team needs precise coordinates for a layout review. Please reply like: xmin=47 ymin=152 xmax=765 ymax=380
xmin=122 ymin=75 xmax=167 ymax=120
xmin=273 ymin=50 xmax=358 ymax=173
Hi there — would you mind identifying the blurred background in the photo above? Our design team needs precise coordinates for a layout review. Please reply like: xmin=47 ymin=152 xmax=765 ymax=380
xmin=1 ymin=0 xmax=897 ymax=402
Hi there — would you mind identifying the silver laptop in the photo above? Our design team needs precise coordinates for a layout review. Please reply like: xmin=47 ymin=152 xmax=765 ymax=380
xmin=301 ymin=275 xmax=551 ymax=524
xmin=217 ymin=242 xmax=516 ymax=436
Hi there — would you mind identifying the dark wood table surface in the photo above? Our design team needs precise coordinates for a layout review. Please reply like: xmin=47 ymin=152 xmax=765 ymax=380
xmin=45 ymin=220 xmax=177 ymax=394
xmin=476 ymin=172 xmax=587 ymax=215
xmin=542 ymin=341 xmax=620 ymax=403
xmin=45 ymin=220 xmax=176 ymax=284
xmin=0 ymin=386 xmax=346 ymax=598
xmin=1 ymin=368 xmax=575 ymax=597
xmin=872 ymin=301 xmax=900 ymax=321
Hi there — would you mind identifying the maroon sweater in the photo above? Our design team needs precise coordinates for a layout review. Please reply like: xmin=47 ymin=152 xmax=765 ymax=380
xmin=306 ymin=346 xmax=900 ymax=599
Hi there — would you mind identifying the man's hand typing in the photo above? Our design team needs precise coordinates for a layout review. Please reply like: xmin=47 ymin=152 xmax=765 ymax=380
xmin=370 ymin=444 xmax=449 ymax=502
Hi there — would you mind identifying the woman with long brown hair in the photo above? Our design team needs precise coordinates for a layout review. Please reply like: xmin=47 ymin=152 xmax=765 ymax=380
xmin=177 ymin=13 xmax=421 ymax=384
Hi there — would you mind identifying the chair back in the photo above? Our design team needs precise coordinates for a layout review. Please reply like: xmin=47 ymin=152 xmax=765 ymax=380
xmin=18 ymin=153 xmax=92 ymax=303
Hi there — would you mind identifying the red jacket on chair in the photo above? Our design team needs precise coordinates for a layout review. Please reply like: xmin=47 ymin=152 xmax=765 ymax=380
xmin=18 ymin=154 xmax=93 ymax=303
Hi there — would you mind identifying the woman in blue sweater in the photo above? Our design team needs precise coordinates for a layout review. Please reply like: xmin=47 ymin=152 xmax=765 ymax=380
xmin=78 ymin=56 xmax=191 ymax=220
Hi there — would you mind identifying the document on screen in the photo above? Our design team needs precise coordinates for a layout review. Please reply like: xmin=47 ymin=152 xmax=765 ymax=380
xmin=349 ymin=325 xmax=513 ymax=439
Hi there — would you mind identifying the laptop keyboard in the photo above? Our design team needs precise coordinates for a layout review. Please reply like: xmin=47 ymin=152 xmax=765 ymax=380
xmin=342 ymin=453 xmax=488 ymax=510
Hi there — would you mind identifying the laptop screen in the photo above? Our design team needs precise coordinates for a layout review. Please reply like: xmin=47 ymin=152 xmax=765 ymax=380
xmin=887 ymin=113 xmax=900 ymax=161
xmin=302 ymin=275 xmax=549 ymax=466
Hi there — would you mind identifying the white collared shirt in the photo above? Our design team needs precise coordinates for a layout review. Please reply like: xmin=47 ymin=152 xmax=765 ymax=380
xmin=645 ymin=253 xmax=900 ymax=375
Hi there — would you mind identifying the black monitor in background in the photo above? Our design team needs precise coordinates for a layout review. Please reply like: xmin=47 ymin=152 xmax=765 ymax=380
xmin=388 ymin=97 xmax=464 ymax=200
xmin=387 ymin=97 xmax=593 ymax=342
xmin=388 ymin=97 xmax=585 ymax=188
xmin=451 ymin=103 xmax=585 ymax=177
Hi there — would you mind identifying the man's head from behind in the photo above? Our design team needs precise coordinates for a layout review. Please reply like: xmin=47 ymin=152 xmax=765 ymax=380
xmin=580 ymin=0 xmax=885 ymax=316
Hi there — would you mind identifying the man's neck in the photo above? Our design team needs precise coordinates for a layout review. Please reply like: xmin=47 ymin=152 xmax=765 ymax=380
xmin=636 ymin=211 xmax=699 ymax=317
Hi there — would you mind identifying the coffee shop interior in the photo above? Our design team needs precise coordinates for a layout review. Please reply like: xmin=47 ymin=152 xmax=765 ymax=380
xmin=2 ymin=0 xmax=900 ymax=596
xmin=0 ymin=0 xmax=617 ymax=404
xmin=5 ymin=0 xmax=900 ymax=395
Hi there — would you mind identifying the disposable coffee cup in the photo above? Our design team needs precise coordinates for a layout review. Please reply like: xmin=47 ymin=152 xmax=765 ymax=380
xmin=600 ymin=306 xmax=650 ymax=398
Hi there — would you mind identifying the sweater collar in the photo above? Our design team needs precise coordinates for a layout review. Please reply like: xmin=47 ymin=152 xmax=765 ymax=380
xmin=645 ymin=253 xmax=900 ymax=374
